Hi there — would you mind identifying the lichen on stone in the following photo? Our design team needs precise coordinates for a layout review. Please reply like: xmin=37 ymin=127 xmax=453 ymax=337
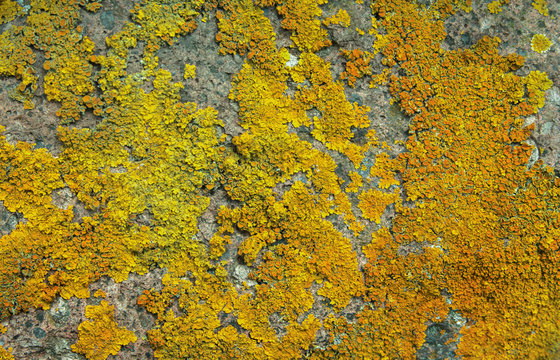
xmin=71 ymin=300 xmax=137 ymax=360
xmin=531 ymin=33 xmax=553 ymax=54
xmin=0 ymin=0 xmax=558 ymax=358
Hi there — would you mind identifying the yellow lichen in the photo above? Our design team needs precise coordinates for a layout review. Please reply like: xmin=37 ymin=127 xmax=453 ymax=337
xmin=488 ymin=0 xmax=506 ymax=14
xmin=71 ymin=300 xmax=137 ymax=360
xmin=531 ymin=33 xmax=553 ymax=53
xmin=0 ymin=325 xmax=12 ymax=359
xmin=323 ymin=9 xmax=351 ymax=28
xmin=532 ymin=0 xmax=549 ymax=16
xmin=0 ymin=1 xmax=24 ymax=25
xmin=93 ymin=290 xmax=107 ymax=298
xmin=345 ymin=171 xmax=363 ymax=193
xmin=183 ymin=63 xmax=196 ymax=79
xmin=525 ymin=70 xmax=553 ymax=110
xmin=0 ymin=346 xmax=14 ymax=360
xmin=277 ymin=0 xmax=331 ymax=52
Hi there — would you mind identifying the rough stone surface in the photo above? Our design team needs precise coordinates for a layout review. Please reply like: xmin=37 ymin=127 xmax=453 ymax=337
xmin=0 ymin=0 xmax=557 ymax=359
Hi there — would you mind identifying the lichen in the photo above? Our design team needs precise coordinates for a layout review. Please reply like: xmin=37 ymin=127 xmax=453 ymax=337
xmin=0 ymin=325 xmax=12 ymax=360
xmin=323 ymin=9 xmax=351 ymax=28
xmin=0 ymin=1 xmax=24 ymax=25
xmin=532 ymin=0 xmax=549 ymax=16
xmin=339 ymin=49 xmax=373 ymax=88
xmin=488 ymin=0 xmax=508 ymax=14
xmin=183 ymin=63 xmax=196 ymax=79
xmin=358 ymin=188 xmax=398 ymax=224
xmin=531 ymin=33 xmax=553 ymax=54
xmin=71 ymin=300 xmax=137 ymax=360
xmin=0 ymin=0 xmax=558 ymax=358
xmin=0 ymin=346 xmax=14 ymax=360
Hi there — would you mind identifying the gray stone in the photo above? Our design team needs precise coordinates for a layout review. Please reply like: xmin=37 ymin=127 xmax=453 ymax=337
xmin=548 ymin=87 xmax=560 ymax=106
xmin=233 ymin=264 xmax=250 ymax=282
xmin=221 ymin=56 xmax=241 ymax=74
xmin=17 ymin=336 xmax=42 ymax=351
xmin=232 ymin=264 xmax=256 ymax=286
xmin=99 ymin=10 xmax=115 ymax=30
xmin=348 ymin=93 xmax=363 ymax=106
xmin=32 ymin=327 xmax=46 ymax=339
xmin=48 ymin=298 xmax=70 ymax=325
xmin=0 ymin=205 xmax=18 ymax=235
xmin=51 ymin=187 xmax=74 ymax=211
xmin=541 ymin=121 xmax=554 ymax=135
xmin=45 ymin=336 xmax=73 ymax=356
xmin=460 ymin=32 xmax=472 ymax=46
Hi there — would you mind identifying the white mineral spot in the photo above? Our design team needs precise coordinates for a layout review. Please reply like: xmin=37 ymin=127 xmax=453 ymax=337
xmin=525 ymin=139 xmax=539 ymax=169
xmin=286 ymin=53 xmax=299 ymax=68
xmin=548 ymin=87 xmax=560 ymax=106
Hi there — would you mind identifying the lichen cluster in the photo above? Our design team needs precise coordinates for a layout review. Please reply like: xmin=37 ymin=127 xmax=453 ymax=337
xmin=0 ymin=0 xmax=558 ymax=358
xmin=71 ymin=300 xmax=137 ymax=360
xmin=531 ymin=33 xmax=553 ymax=53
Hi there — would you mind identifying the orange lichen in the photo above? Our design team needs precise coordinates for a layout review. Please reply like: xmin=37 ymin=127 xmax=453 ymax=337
xmin=71 ymin=300 xmax=137 ymax=360
xmin=85 ymin=2 xmax=103 ymax=12
xmin=363 ymin=0 xmax=560 ymax=357
xmin=358 ymin=188 xmax=399 ymax=224
xmin=0 ymin=346 xmax=14 ymax=360
xmin=339 ymin=49 xmax=373 ymax=87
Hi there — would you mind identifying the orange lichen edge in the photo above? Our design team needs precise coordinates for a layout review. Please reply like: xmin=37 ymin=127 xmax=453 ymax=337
xmin=339 ymin=48 xmax=373 ymax=87
xmin=336 ymin=0 xmax=560 ymax=358
xmin=71 ymin=300 xmax=137 ymax=360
